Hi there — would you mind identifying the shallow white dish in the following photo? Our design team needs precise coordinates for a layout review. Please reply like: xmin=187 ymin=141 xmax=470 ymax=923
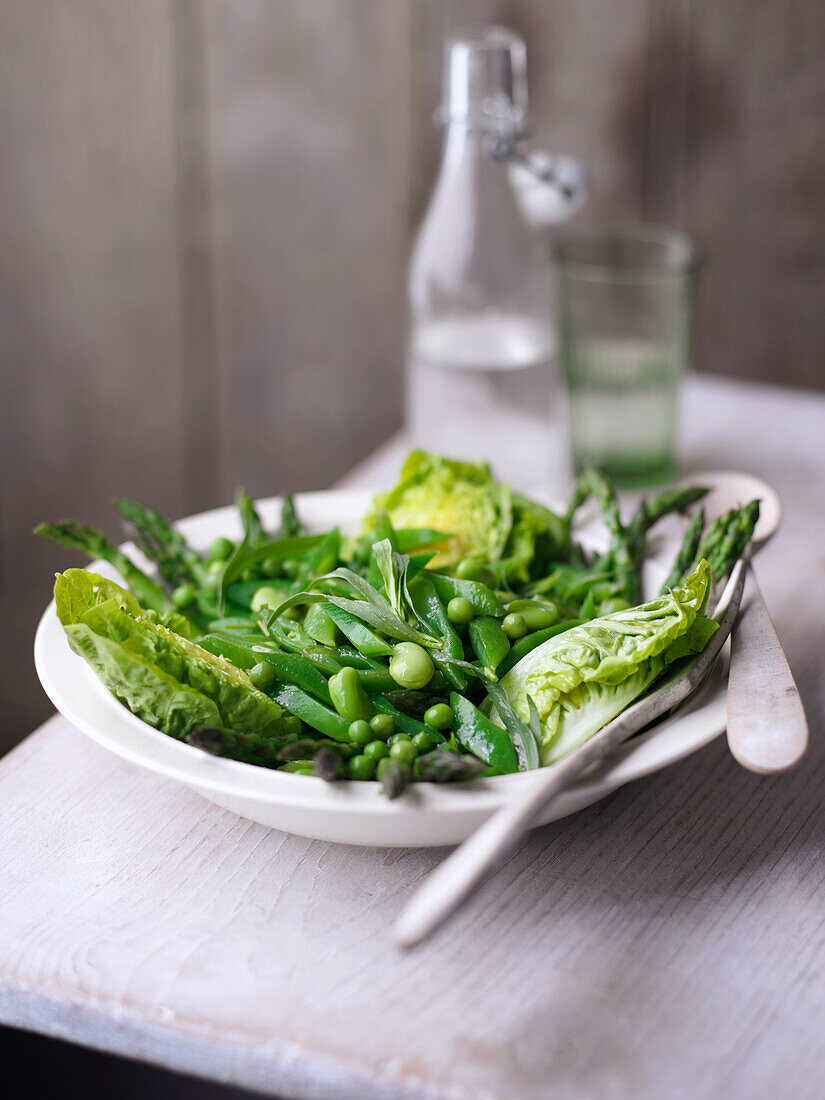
xmin=34 ymin=490 xmax=728 ymax=847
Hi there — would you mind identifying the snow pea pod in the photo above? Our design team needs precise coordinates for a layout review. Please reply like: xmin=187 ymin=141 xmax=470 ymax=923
xmin=273 ymin=685 xmax=351 ymax=741
xmin=324 ymin=602 xmax=395 ymax=658
xmin=197 ymin=635 xmax=332 ymax=703
xmin=468 ymin=616 xmax=511 ymax=679
xmin=450 ymin=693 xmax=519 ymax=775
xmin=302 ymin=646 xmax=343 ymax=676
xmin=496 ymin=619 xmax=582 ymax=676
xmin=336 ymin=646 xmax=382 ymax=669
xmin=409 ymin=576 xmax=468 ymax=691
xmin=303 ymin=602 xmax=339 ymax=647
xmin=196 ymin=633 xmax=257 ymax=669
xmin=356 ymin=667 xmax=398 ymax=694
xmin=257 ymin=651 xmax=332 ymax=704
xmin=430 ymin=573 xmax=505 ymax=618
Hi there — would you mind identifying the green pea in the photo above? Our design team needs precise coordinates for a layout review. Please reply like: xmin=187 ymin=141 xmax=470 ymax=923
xmin=208 ymin=536 xmax=233 ymax=562
xmin=412 ymin=731 xmax=435 ymax=753
xmin=250 ymin=586 xmax=286 ymax=613
xmin=389 ymin=740 xmax=418 ymax=765
xmin=389 ymin=642 xmax=434 ymax=690
xmin=208 ymin=559 xmax=225 ymax=578
xmin=261 ymin=557 xmax=282 ymax=578
xmin=347 ymin=754 xmax=376 ymax=781
xmin=240 ymin=567 xmax=258 ymax=582
xmin=348 ymin=719 xmax=373 ymax=747
xmin=283 ymin=715 xmax=303 ymax=737
xmin=369 ymin=713 xmax=395 ymax=740
xmin=454 ymin=559 xmax=496 ymax=587
xmin=363 ymin=740 xmax=389 ymax=760
xmin=502 ymin=613 xmax=528 ymax=641
xmin=446 ymin=596 xmax=475 ymax=625
xmin=328 ymin=665 xmax=373 ymax=722
xmin=248 ymin=661 xmax=276 ymax=691
xmin=171 ymin=583 xmax=195 ymax=608
xmin=424 ymin=703 xmax=454 ymax=730
xmin=389 ymin=732 xmax=412 ymax=746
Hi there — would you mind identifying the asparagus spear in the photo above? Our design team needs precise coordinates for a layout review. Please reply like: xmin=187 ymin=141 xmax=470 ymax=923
xmin=280 ymin=494 xmax=305 ymax=538
xmin=34 ymin=520 xmax=171 ymax=612
xmin=661 ymin=506 xmax=705 ymax=592
xmin=113 ymin=498 xmax=209 ymax=590
xmin=235 ymin=487 xmax=266 ymax=545
xmin=699 ymin=500 xmax=760 ymax=581
xmin=584 ymin=467 xmax=638 ymax=603
xmin=639 ymin=484 xmax=709 ymax=528
xmin=667 ymin=499 xmax=760 ymax=589
xmin=415 ymin=750 xmax=488 ymax=783
xmin=186 ymin=726 xmax=287 ymax=767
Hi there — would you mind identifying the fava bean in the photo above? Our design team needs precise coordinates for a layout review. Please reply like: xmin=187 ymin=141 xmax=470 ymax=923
xmin=389 ymin=642 xmax=434 ymax=690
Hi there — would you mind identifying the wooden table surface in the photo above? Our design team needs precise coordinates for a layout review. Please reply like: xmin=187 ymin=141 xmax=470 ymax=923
xmin=2 ymin=375 xmax=824 ymax=1100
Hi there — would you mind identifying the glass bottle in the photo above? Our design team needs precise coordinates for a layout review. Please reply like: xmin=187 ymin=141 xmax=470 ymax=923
xmin=405 ymin=26 xmax=586 ymax=485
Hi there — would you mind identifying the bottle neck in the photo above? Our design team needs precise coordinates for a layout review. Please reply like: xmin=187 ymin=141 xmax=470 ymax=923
xmin=433 ymin=123 xmax=521 ymax=211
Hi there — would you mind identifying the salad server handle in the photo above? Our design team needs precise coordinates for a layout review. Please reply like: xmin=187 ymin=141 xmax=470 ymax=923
xmin=726 ymin=568 xmax=808 ymax=773
xmin=393 ymin=753 xmax=591 ymax=950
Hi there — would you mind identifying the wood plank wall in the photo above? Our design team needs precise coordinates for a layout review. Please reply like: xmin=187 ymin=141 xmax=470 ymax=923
xmin=1 ymin=0 xmax=823 ymax=748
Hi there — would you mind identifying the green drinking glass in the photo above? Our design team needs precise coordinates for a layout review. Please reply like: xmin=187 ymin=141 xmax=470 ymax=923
xmin=555 ymin=224 xmax=703 ymax=488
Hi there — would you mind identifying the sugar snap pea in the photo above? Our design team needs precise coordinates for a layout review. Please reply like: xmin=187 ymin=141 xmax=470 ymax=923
xmin=273 ymin=686 xmax=351 ymax=741
xmin=430 ymin=573 xmax=505 ymax=618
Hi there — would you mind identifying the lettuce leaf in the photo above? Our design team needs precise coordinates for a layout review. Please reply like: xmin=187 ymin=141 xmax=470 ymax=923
xmin=55 ymin=569 xmax=287 ymax=740
xmin=498 ymin=560 xmax=717 ymax=764
xmin=362 ymin=451 xmax=513 ymax=568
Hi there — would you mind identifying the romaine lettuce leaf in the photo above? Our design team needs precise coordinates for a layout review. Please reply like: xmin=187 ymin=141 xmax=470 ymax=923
xmin=498 ymin=560 xmax=717 ymax=764
xmin=362 ymin=451 xmax=513 ymax=568
xmin=55 ymin=568 xmax=287 ymax=740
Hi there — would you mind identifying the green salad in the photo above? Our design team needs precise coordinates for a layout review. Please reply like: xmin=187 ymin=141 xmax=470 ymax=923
xmin=36 ymin=452 xmax=759 ymax=798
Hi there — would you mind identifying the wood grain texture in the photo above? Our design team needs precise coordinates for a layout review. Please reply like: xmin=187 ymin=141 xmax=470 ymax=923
xmin=510 ymin=0 xmax=653 ymax=224
xmin=510 ymin=0 xmax=825 ymax=387
xmin=645 ymin=0 xmax=825 ymax=389
xmin=2 ymin=376 xmax=824 ymax=1099
xmin=203 ymin=0 xmax=414 ymax=500
xmin=0 ymin=2 xmax=187 ymax=748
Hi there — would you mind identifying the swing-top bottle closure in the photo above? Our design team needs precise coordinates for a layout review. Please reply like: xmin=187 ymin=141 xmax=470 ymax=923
xmin=433 ymin=26 xmax=589 ymax=215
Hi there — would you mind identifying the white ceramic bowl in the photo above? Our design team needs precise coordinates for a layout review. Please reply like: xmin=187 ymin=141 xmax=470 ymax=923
xmin=34 ymin=490 xmax=728 ymax=847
